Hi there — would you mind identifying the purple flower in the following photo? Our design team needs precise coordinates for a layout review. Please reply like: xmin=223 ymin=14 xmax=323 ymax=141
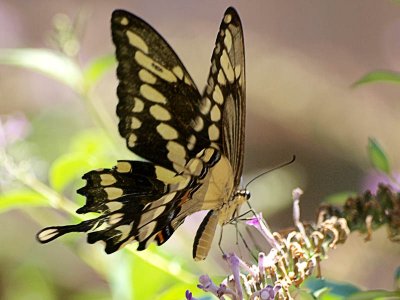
xmin=246 ymin=213 xmax=281 ymax=250
xmin=362 ymin=170 xmax=400 ymax=193
xmin=250 ymin=285 xmax=281 ymax=300
xmin=0 ymin=113 xmax=30 ymax=148
xmin=197 ymin=275 xmax=220 ymax=295
xmin=225 ymin=254 xmax=243 ymax=299
xmin=185 ymin=290 xmax=198 ymax=300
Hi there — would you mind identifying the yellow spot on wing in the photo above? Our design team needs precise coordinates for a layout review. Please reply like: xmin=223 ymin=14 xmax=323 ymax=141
xmin=234 ymin=65 xmax=241 ymax=80
xmin=192 ymin=116 xmax=204 ymax=132
xmin=220 ymin=50 xmax=234 ymax=83
xmin=134 ymin=51 xmax=177 ymax=83
xmin=172 ymin=66 xmax=184 ymax=80
xmin=140 ymin=84 xmax=167 ymax=104
xmin=138 ymin=221 xmax=156 ymax=241
xmin=212 ymin=85 xmax=224 ymax=104
xmin=130 ymin=117 xmax=142 ymax=129
xmin=149 ymin=104 xmax=171 ymax=121
xmin=139 ymin=69 xmax=157 ymax=84
xmin=140 ymin=206 xmax=165 ymax=226
xmin=210 ymin=105 xmax=221 ymax=122
xmin=208 ymin=124 xmax=220 ymax=141
xmin=187 ymin=158 xmax=203 ymax=176
xmin=224 ymin=29 xmax=232 ymax=52
xmin=120 ymin=17 xmax=129 ymax=26
xmin=100 ymin=174 xmax=117 ymax=186
xmin=155 ymin=166 xmax=181 ymax=184
xmin=187 ymin=134 xmax=196 ymax=151
xmin=109 ymin=213 xmax=124 ymax=224
xmin=200 ymin=97 xmax=212 ymax=115
xmin=37 ymin=228 xmax=59 ymax=242
xmin=115 ymin=224 xmax=132 ymax=241
xmin=132 ymin=97 xmax=145 ymax=112
xmin=116 ymin=161 xmax=132 ymax=173
xmin=156 ymin=123 xmax=178 ymax=140
xmin=106 ymin=201 xmax=124 ymax=211
xmin=128 ymin=133 xmax=137 ymax=147
xmin=126 ymin=30 xmax=149 ymax=53
xmin=217 ymin=69 xmax=226 ymax=85
xmin=105 ymin=187 xmax=124 ymax=200
xmin=184 ymin=75 xmax=192 ymax=86
xmin=166 ymin=140 xmax=186 ymax=167
xmin=162 ymin=192 xmax=177 ymax=204
xmin=223 ymin=14 xmax=232 ymax=24
xmin=202 ymin=148 xmax=216 ymax=162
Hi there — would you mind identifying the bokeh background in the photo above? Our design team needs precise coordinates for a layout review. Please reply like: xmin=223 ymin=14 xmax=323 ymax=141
xmin=0 ymin=0 xmax=399 ymax=299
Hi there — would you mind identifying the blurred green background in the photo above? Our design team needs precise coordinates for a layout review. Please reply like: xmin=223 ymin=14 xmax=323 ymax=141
xmin=0 ymin=1 xmax=399 ymax=299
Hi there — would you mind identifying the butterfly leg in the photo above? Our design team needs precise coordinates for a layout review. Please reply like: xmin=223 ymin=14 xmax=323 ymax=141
xmin=233 ymin=200 xmax=260 ymax=222
xmin=218 ymin=225 xmax=226 ymax=256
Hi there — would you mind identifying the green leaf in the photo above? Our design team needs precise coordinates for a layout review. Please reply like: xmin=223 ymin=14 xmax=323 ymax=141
xmin=367 ymin=138 xmax=391 ymax=174
xmin=69 ymin=129 xmax=114 ymax=156
xmin=49 ymin=152 xmax=93 ymax=192
xmin=0 ymin=189 xmax=46 ymax=213
xmin=69 ymin=292 xmax=110 ymax=300
xmin=108 ymin=252 xmax=134 ymax=300
xmin=352 ymin=70 xmax=400 ymax=87
xmin=323 ymin=191 xmax=357 ymax=205
xmin=5 ymin=263 xmax=57 ymax=300
xmin=291 ymin=288 xmax=317 ymax=300
xmin=347 ymin=290 xmax=400 ymax=300
xmin=83 ymin=54 xmax=116 ymax=90
xmin=131 ymin=255 xmax=177 ymax=300
xmin=49 ymin=129 xmax=117 ymax=192
xmin=305 ymin=278 xmax=360 ymax=298
xmin=0 ymin=48 xmax=83 ymax=92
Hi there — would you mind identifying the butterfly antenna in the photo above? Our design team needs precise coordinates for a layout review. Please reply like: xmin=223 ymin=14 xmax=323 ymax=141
xmin=245 ymin=155 xmax=296 ymax=189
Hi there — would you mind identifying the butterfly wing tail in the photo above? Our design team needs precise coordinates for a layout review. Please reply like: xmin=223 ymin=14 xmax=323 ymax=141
xmin=36 ymin=219 xmax=98 ymax=243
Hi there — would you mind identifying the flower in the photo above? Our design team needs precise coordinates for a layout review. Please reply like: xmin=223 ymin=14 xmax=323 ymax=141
xmin=250 ymin=285 xmax=280 ymax=300
xmin=0 ymin=113 xmax=30 ymax=148
xmin=185 ymin=290 xmax=198 ymax=300
xmin=246 ymin=213 xmax=281 ymax=250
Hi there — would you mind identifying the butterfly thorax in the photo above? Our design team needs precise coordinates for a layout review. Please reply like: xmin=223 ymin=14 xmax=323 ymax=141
xmin=218 ymin=188 xmax=249 ymax=225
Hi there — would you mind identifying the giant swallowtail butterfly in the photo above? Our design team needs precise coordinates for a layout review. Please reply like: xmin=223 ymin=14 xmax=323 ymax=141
xmin=37 ymin=6 xmax=248 ymax=260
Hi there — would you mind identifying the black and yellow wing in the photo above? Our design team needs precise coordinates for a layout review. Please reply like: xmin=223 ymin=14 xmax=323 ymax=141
xmin=37 ymin=7 xmax=247 ymax=260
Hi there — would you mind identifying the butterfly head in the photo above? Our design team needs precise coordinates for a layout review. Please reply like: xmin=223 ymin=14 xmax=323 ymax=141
xmin=234 ymin=188 xmax=251 ymax=201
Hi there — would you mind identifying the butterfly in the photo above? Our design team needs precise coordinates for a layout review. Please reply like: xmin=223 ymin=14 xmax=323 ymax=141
xmin=37 ymin=6 xmax=248 ymax=260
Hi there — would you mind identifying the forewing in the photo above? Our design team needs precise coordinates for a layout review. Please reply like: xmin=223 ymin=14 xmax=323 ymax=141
xmin=112 ymin=10 xmax=209 ymax=172
xmin=200 ymin=7 xmax=246 ymax=186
